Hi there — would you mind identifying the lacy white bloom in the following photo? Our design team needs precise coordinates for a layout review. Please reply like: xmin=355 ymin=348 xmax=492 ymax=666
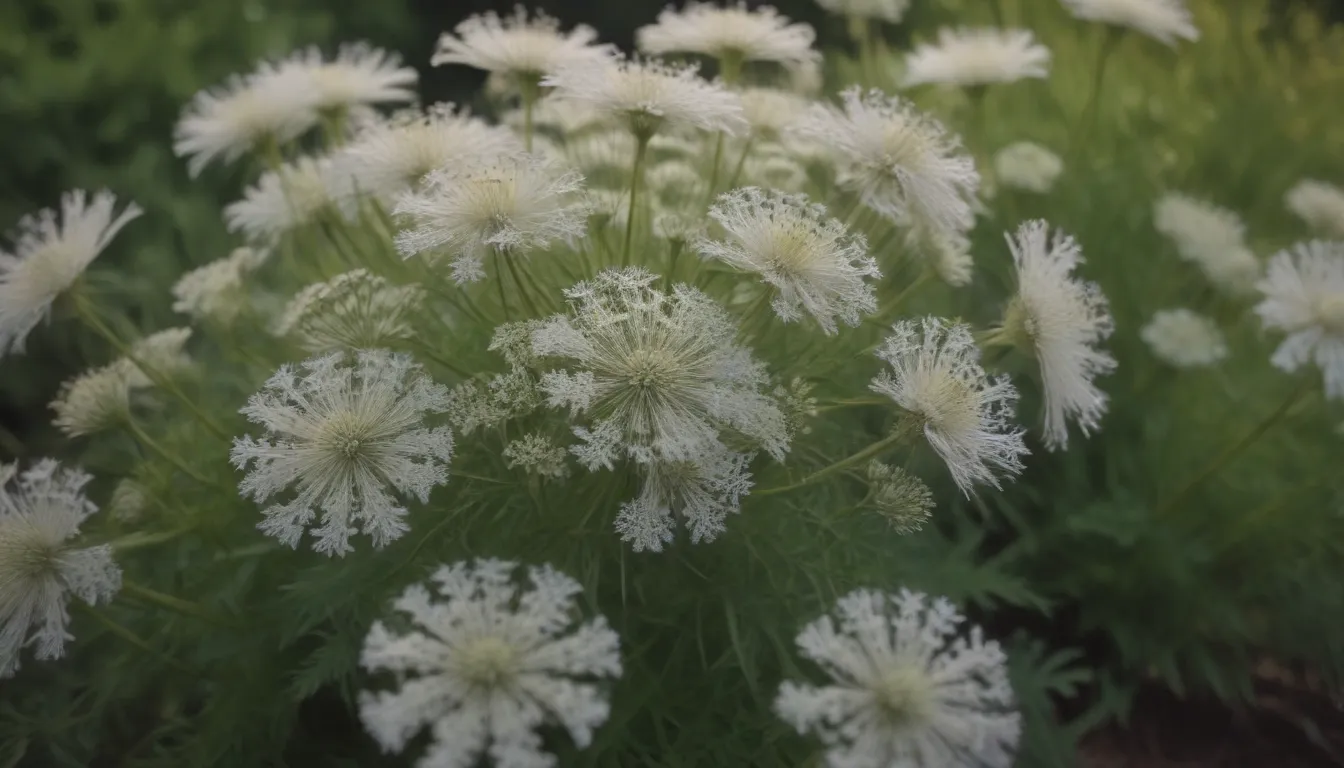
xmin=998 ymin=221 xmax=1115 ymax=450
xmin=993 ymin=141 xmax=1063 ymax=193
xmin=636 ymin=3 xmax=819 ymax=68
xmin=0 ymin=460 xmax=121 ymax=678
xmin=225 ymin=156 xmax=346 ymax=243
xmin=50 ymin=364 xmax=131 ymax=437
xmin=744 ymin=151 xmax=811 ymax=192
xmin=359 ymin=559 xmax=621 ymax=768
xmin=1141 ymin=308 xmax=1227 ymax=368
xmin=1060 ymin=0 xmax=1199 ymax=45
xmin=793 ymin=88 xmax=979 ymax=238
xmin=699 ymin=187 xmax=880 ymax=334
xmin=172 ymin=246 xmax=269 ymax=324
xmin=174 ymin=69 xmax=317 ymax=177
xmin=871 ymin=318 xmax=1027 ymax=494
xmin=270 ymin=43 xmax=417 ymax=115
xmin=1285 ymin=179 xmax=1344 ymax=238
xmin=775 ymin=588 xmax=1019 ymax=768
xmin=1153 ymin=192 xmax=1260 ymax=293
xmin=432 ymin=7 xmax=611 ymax=81
xmin=614 ymin=447 xmax=754 ymax=552
xmin=739 ymin=88 xmax=813 ymax=139
xmin=814 ymin=0 xmax=910 ymax=23
xmin=503 ymin=433 xmax=570 ymax=480
xmin=0 ymin=190 xmax=141 ymax=357
xmin=902 ymin=28 xmax=1050 ymax=88
xmin=534 ymin=268 xmax=789 ymax=466
xmin=1254 ymin=241 xmax=1344 ymax=398
xmin=275 ymin=270 xmax=425 ymax=353
xmin=231 ymin=350 xmax=454 ymax=556
xmin=543 ymin=57 xmax=747 ymax=140
xmin=394 ymin=153 xmax=588 ymax=284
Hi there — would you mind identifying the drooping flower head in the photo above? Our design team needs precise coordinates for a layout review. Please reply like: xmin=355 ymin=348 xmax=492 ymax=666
xmin=995 ymin=221 xmax=1115 ymax=450
xmin=993 ymin=141 xmax=1063 ymax=194
xmin=359 ymin=558 xmax=621 ymax=768
xmin=1254 ymin=240 xmax=1344 ymax=398
xmin=268 ymin=43 xmax=417 ymax=117
xmin=431 ymin=6 xmax=612 ymax=84
xmin=533 ymin=267 xmax=790 ymax=467
xmin=901 ymin=28 xmax=1051 ymax=88
xmin=49 ymin=363 xmax=132 ymax=437
xmin=225 ymin=156 xmax=347 ymax=243
xmin=613 ymin=446 xmax=754 ymax=553
xmin=1141 ymin=308 xmax=1227 ymax=369
xmin=275 ymin=270 xmax=426 ymax=353
xmin=865 ymin=461 xmax=934 ymax=533
xmin=698 ymin=187 xmax=880 ymax=335
xmin=1153 ymin=192 xmax=1260 ymax=293
xmin=0 ymin=190 xmax=141 ymax=357
xmin=231 ymin=350 xmax=454 ymax=556
xmin=775 ymin=588 xmax=1020 ymax=768
xmin=636 ymin=3 xmax=819 ymax=70
xmin=871 ymin=317 xmax=1027 ymax=494
xmin=1 ymin=460 xmax=121 ymax=677
xmin=174 ymin=69 xmax=317 ymax=177
xmin=1285 ymin=179 xmax=1344 ymax=238
xmin=1060 ymin=0 xmax=1199 ymax=45
xmin=172 ymin=246 xmax=270 ymax=325
xmin=813 ymin=0 xmax=911 ymax=23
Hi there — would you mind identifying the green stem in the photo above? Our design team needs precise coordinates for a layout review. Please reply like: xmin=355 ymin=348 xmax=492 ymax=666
xmin=665 ymin=240 xmax=683 ymax=290
xmin=504 ymin=251 xmax=542 ymax=318
xmin=78 ymin=604 xmax=193 ymax=673
xmin=876 ymin=269 xmax=933 ymax=320
xmin=109 ymin=527 xmax=192 ymax=553
xmin=705 ymin=132 xmax=726 ymax=200
xmin=519 ymin=75 xmax=540 ymax=152
xmin=126 ymin=420 xmax=228 ymax=492
xmin=623 ymin=136 xmax=650 ymax=267
xmin=725 ymin=137 xmax=754 ymax=190
xmin=756 ymin=426 xmax=911 ymax=497
xmin=1070 ymin=27 xmax=1122 ymax=163
xmin=495 ymin=252 xmax=513 ymax=322
xmin=121 ymin=581 xmax=233 ymax=626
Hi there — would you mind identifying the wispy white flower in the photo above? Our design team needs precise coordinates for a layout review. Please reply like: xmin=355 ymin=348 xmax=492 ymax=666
xmin=905 ymin=225 xmax=974 ymax=287
xmin=1285 ymin=179 xmax=1344 ymax=238
xmin=125 ymin=327 xmax=194 ymax=387
xmin=636 ymin=3 xmax=819 ymax=69
xmin=993 ymin=141 xmax=1063 ymax=193
xmin=231 ymin=350 xmax=454 ymax=556
xmin=50 ymin=364 xmax=131 ymax=437
xmin=1141 ymin=308 xmax=1227 ymax=368
xmin=775 ymin=588 xmax=1019 ymax=768
xmin=225 ymin=156 xmax=347 ymax=243
xmin=793 ymin=87 xmax=979 ymax=239
xmin=275 ymin=270 xmax=425 ymax=353
xmin=394 ymin=153 xmax=588 ymax=284
xmin=865 ymin=461 xmax=933 ymax=533
xmin=503 ymin=433 xmax=571 ymax=480
xmin=871 ymin=317 xmax=1027 ymax=494
xmin=0 ymin=190 xmax=141 ymax=357
xmin=534 ymin=267 xmax=790 ymax=466
xmin=739 ymin=87 xmax=813 ymax=139
xmin=359 ymin=558 xmax=621 ymax=768
xmin=505 ymin=97 xmax=609 ymax=135
xmin=543 ymin=56 xmax=748 ymax=140
xmin=743 ymin=151 xmax=811 ymax=192
xmin=902 ymin=28 xmax=1050 ymax=88
xmin=108 ymin=479 xmax=149 ymax=522
xmin=1060 ymin=0 xmax=1199 ymax=45
xmin=814 ymin=0 xmax=911 ymax=23
xmin=614 ymin=447 xmax=754 ymax=552
xmin=0 ymin=460 xmax=121 ymax=678
xmin=776 ymin=377 xmax=819 ymax=436
xmin=1153 ymin=192 xmax=1260 ymax=293
xmin=431 ymin=7 xmax=612 ymax=82
xmin=546 ymin=129 xmax=638 ymax=181
xmin=172 ymin=246 xmax=270 ymax=324
xmin=174 ymin=70 xmax=317 ymax=177
xmin=699 ymin=187 xmax=880 ymax=334
xmin=1254 ymin=241 xmax=1344 ymax=398
xmin=270 ymin=43 xmax=417 ymax=116
xmin=996 ymin=221 xmax=1115 ymax=450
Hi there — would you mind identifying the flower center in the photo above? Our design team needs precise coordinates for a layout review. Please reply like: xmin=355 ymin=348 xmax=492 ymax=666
xmin=922 ymin=376 xmax=981 ymax=437
xmin=871 ymin=663 xmax=935 ymax=727
xmin=21 ymin=244 xmax=82 ymax=299
xmin=624 ymin=348 xmax=678 ymax=390
xmin=323 ymin=411 xmax=376 ymax=461
xmin=0 ymin=520 xmax=62 ymax=580
xmin=457 ymin=636 xmax=518 ymax=688
xmin=1312 ymin=292 xmax=1344 ymax=334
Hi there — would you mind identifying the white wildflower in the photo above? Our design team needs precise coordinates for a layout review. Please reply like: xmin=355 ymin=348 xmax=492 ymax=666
xmin=231 ymin=350 xmax=454 ymax=556
xmin=865 ymin=462 xmax=933 ymax=533
xmin=50 ymin=364 xmax=131 ymax=437
xmin=739 ymin=87 xmax=813 ymax=139
xmin=1153 ymin=192 xmax=1260 ymax=293
xmin=444 ymin=370 xmax=542 ymax=436
xmin=699 ymin=187 xmax=880 ymax=334
xmin=905 ymin=225 xmax=974 ymax=287
xmin=775 ymin=588 xmax=1019 ymax=768
xmin=814 ymin=0 xmax=911 ymax=23
xmin=636 ymin=3 xmax=819 ymax=69
xmin=1141 ymin=308 xmax=1227 ymax=368
xmin=275 ymin=270 xmax=425 ymax=353
xmin=125 ymin=327 xmax=194 ymax=387
xmin=225 ymin=156 xmax=346 ymax=243
xmin=503 ymin=433 xmax=571 ymax=480
xmin=614 ymin=447 xmax=754 ymax=552
xmin=549 ymin=129 xmax=638 ymax=181
xmin=173 ymin=69 xmax=316 ymax=177
xmin=506 ymin=97 xmax=609 ymax=135
xmin=108 ymin=479 xmax=149 ymax=522
xmin=359 ymin=559 xmax=621 ymax=768
xmin=432 ymin=7 xmax=612 ymax=83
xmin=1285 ymin=179 xmax=1344 ymax=238
xmin=1060 ymin=0 xmax=1199 ymax=45
xmin=1254 ymin=241 xmax=1344 ymax=398
xmin=0 ymin=460 xmax=121 ymax=678
xmin=871 ymin=317 xmax=1027 ymax=495
xmin=0 ymin=190 xmax=141 ymax=357
xmin=172 ymin=246 xmax=270 ymax=324
xmin=653 ymin=208 xmax=707 ymax=243
xmin=776 ymin=377 xmax=818 ymax=436
xmin=270 ymin=43 xmax=417 ymax=117
xmin=993 ymin=141 xmax=1063 ymax=193
xmin=902 ymin=28 xmax=1050 ymax=88
xmin=743 ymin=152 xmax=811 ymax=192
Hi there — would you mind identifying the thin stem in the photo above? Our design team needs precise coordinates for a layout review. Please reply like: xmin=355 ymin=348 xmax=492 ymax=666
xmin=623 ymin=136 xmax=650 ymax=266
xmin=504 ymin=251 xmax=542 ymax=318
xmin=78 ymin=604 xmax=193 ymax=673
xmin=705 ymin=132 xmax=726 ymax=200
xmin=126 ymin=420 xmax=230 ymax=493
xmin=109 ymin=527 xmax=192 ymax=553
xmin=876 ymin=269 xmax=933 ymax=320
xmin=1070 ymin=27 xmax=1122 ymax=162
xmin=665 ymin=240 xmax=683 ymax=290
xmin=756 ymin=426 xmax=911 ymax=497
xmin=120 ymin=581 xmax=234 ymax=626
xmin=725 ymin=136 xmax=754 ymax=190
xmin=495 ymin=255 xmax=512 ymax=322
xmin=519 ymin=75 xmax=540 ymax=152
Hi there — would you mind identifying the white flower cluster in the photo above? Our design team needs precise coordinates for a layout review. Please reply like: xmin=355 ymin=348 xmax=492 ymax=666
xmin=275 ymin=269 xmax=425 ymax=353
xmin=1060 ymin=0 xmax=1199 ymax=45
xmin=1153 ymin=192 xmax=1261 ymax=294
xmin=902 ymin=27 xmax=1051 ymax=88
xmin=1255 ymin=240 xmax=1344 ymax=398
xmin=1141 ymin=308 xmax=1228 ymax=368
xmin=1285 ymin=179 xmax=1344 ymax=238
xmin=636 ymin=2 xmax=819 ymax=68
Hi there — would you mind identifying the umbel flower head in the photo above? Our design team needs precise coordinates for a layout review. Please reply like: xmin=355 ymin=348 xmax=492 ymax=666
xmin=231 ymin=350 xmax=455 ymax=556
xmin=359 ymin=558 xmax=622 ymax=768
xmin=172 ymin=246 xmax=270 ymax=324
xmin=614 ymin=446 xmax=755 ymax=552
xmin=225 ymin=156 xmax=346 ymax=243
xmin=0 ymin=190 xmax=141 ymax=357
xmin=275 ymin=270 xmax=425 ymax=353
xmin=775 ymin=588 xmax=1020 ymax=768
xmin=431 ymin=6 xmax=611 ymax=83
xmin=993 ymin=141 xmax=1063 ymax=194
xmin=1141 ymin=308 xmax=1228 ymax=369
xmin=865 ymin=461 xmax=934 ymax=533
xmin=698 ymin=187 xmax=880 ymax=335
xmin=1 ymin=460 xmax=122 ymax=678
xmin=1285 ymin=179 xmax=1344 ymax=238
xmin=269 ymin=42 xmax=417 ymax=117
xmin=49 ymin=363 xmax=132 ymax=437
xmin=871 ymin=317 xmax=1027 ymax=495
xmin=636 ymin=2 xmax=819 ymax=69
xmin=1254 ymin=240 xmax=1344 ymax=398
xmin=533 ymin=267 xmax=790 ymax=466
xmin=394 ymin=152 xmax=588 ymax=284
xmin=901 ymin=27 xmax=1051 ymax=88
xmin=1153 ymin=192 xmax=1260 ymax=294
xmin=793 ymin=87 xmax=980 ymax=240
xmin=814 ymin=0 xmax=911 ymax=23
xmin=994 ymin=221 xmax=1115 ymax=450
xmin=1060 ymin=0 xmax=1199 ymax=45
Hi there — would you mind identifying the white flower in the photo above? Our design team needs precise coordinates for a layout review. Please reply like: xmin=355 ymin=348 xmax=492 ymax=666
xmin=743 ymin=151 xmax=811 ymax=192
xmin=739 ymin=87 xmax=813 ymax=139
xmin=636 ymin=3 xmax=819 ymax=68
xmin=108 ymin=479 xmax=149 ymax=522
xmin=902 ymin=28 xmax=1050 ymax=88
xmin=1060 ymin=0 xmax=1199 ymax=45
xmin=1254 ymin=241 xmax=1344 ymax=398
xmin=0 ymin=460 xmax=121 ymax=678
xmin=614 ymin=447 xmax=754 ymax=552
xmin=270 ymin=43 xmax=417 ymax=116
xmin=793 ymin=87 xmax=979 ymax=239
xmin=0 ymin=190 xmax=141 ymax=357
xmin=505 ymin=97 xmax=608 ymax=134
xmin=871 ymin=317 xmax=1027 ymax=495
xmin=534 ymin=267 xmax=790 ymax=466
xmin=1285 ymin=179 xmax=1344 ymax=238
xmin=998 ymin=221 xmax=1115 ymax=450
xmin=231 ymin=350 xmax=454 ymax=556
xmin=50 ymin=364 xmax=131 ymax=437
xmin=698 ymin=187 xmax=880 ymax=334
xmin=542 ymin=56 xmax=748 ymax=140
xmin=993 ymin=141 xmax=1063 ymax=193
xmin=814 ymin=0 xmax=910 ymax=23
xmin=775 ymin=588 xmax=1019 ymax=768
xmin=394 ymin=152 xmax=588 ymax=284
xmin=1141 ymin=308 xmax=1227 ymax=368
xmin=225 ymin=156 xmax=346 ymax=243
xmin=503 ymin=433 xmax=570 ymax=480
xmin=865 ymin=461 xmax=933 ymax=533
xmin=275 ymin=270 xmax=425 ymax=353
xmin=359 ymin=559 xmax=621 ymax=768
xmin=905 ymin=225 xmax=974 ymax=287
xmin=172 ymin=246 xmax=270 ymax=324
xmin=1153 ymin=192 xmax=1260 ymax=293
xmin=173 ymin=69 xmax=317 ymax=177
xmin=431 ymin=7 xmax=612 ymax=81
xmin=126 ymin=327 xmax=194 ymax=387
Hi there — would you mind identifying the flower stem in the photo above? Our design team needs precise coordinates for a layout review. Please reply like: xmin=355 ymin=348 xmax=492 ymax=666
xmin=1070 ymin=27 xmax=1122 ymax=163
xmin=756 ymin=426 xmax=911 ymax=497
xmin=519 ymin=75 xmax=540 ymax=152
xmin=623 ymin=136 xmax=650 ymax=267
xmin=725 ymin=136 xmax=754 ymax=190
xmin=126 ymin=420 xmax=229 ymax=493
xmin=109 ymin=527 xmax=192 ymax=553
xmin=504 ymin=251 xmax=542 ymax=318
xmin=120 ymin=580 xmax=234 ymax=626
xmin=78 ymin=603 xmax=193 ymax=673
